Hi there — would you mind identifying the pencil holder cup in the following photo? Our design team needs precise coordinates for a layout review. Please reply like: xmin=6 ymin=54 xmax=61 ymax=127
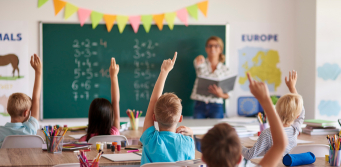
xmin=259 ymin=123 xmax=269 ymax=132
xmin=130 ymin=118 xmax=139 ymax=131
xmin=80 ymin=160 xmax=99 ymax=167
xmin=329 ymin=150 xmax=341 ymax=166
xmin=47 ymin=136 xmax=63 ymax=153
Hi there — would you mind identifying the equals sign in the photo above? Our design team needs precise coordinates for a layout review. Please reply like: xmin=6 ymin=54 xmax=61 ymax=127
xmin=92 ymin=42 xmax=98 ymax=46
xmin=92 ymin=51 xmax=97 ymax=55
xmin=94 ymin=84 xmax=99 ymax=88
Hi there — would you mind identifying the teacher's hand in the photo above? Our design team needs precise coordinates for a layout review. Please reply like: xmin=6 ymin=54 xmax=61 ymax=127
xmin=208 ymin=84 xmax=229 ymax=99
xmin=195 ymin=55 xmax=205 ymax=66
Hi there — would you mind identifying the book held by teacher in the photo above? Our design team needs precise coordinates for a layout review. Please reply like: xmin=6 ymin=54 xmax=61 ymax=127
xmin=196 ymin=74 xmax=237 ymax=97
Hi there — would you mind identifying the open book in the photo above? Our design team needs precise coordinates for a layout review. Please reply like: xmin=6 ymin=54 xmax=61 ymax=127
xmin=196 ymin=74 xmax=237 ymax=97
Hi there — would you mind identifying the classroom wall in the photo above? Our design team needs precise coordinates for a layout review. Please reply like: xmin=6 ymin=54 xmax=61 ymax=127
xmin=315 ymin=0 xmax=341 ymax=120
xmin=0 ymin=0 xmax=319 ymax=123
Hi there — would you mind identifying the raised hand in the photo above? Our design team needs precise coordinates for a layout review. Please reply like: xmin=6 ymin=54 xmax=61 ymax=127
xmin=109 ymin=58 xmax=119 ymax=78
xmin=30 ymin=54 xmax=42 ymax=74
xmin=176 ymin=126 xmax=193 ymax=137
xmin=247 ymin=73 xmax=270 ymax=103
xmin=285 ymin=70 xmax=298 ymax=94
xmin=161 ymin=52 xmax=177 ymax=73
xmin=195 ymin=55 xmax=205 ymax=66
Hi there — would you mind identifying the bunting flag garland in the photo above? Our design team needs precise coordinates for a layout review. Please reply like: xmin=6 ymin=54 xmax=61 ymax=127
xmin=40 ymin=0 xmax=208 ymax=33
xmin=38 ymin=0 xmax=48 ymax=8
xmin=91 ymin=11 xmax=103 ymax=29
xmin=103 ymin=14 xmax=116 ymax=32
xmin=141 ymin=15 xmax=153 ymax=33
xmin=165 ymin=12 xmax=176 ymax=30
xmin=78 ymin=8 xmax=92 ymax=27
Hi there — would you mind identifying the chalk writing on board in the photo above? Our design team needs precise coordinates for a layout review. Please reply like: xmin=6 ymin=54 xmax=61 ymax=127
xmin=133 ymin=39 xmax=158 ymax=101
xmin=72 ymin=39 xmax=101 ymax=101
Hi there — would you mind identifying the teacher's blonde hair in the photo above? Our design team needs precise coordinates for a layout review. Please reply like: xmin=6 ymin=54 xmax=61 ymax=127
xmin=206 ymin=36 xmax=225 ymax=63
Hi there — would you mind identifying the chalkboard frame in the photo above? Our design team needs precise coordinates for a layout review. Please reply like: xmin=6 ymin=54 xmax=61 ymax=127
xmin=39 ymin=21 xmax=229 ymax=120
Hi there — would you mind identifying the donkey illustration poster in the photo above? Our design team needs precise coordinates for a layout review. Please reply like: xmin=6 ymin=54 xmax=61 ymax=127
xmin=0 ymin=21 xmax=28 ymax=119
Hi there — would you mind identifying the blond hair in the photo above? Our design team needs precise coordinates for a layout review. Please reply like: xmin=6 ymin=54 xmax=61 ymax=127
xmin=154 ymin=93 xmax=182 ymax=128
xmin=7 ymin=93 xmax=32 ymax=117
xmin=201 ymin=123 xmax=241 ymax=167
xmin=276 ymin=93 xmax=303 ymax=125
xmin=206 ymin=36 xmax=225 ymax=63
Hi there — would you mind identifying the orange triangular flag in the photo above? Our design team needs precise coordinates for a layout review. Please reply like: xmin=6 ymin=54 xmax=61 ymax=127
xmin=153 ymin=14 xmax=165 ymax=30
xmin=103 ymin=14 xmax=116 ymax=32
xmin=53 ymin=0 xmax=66 ymax=16
xmin=197 ymin=1 xmax=208 ymax=17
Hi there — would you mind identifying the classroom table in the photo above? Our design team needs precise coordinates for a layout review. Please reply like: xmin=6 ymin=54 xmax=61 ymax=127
xmin=0 ymin=148 xmax=202 ymax=167
xmin=250 ymin=157 xmax=330 ymax=167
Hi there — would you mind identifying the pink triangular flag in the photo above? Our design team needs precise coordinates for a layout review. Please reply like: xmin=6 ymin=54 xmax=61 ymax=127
xmin=129 ymin=15 xmax=141 ymax=33
xmin=78 ymin=8 xmax=92 ymax=27
xmin=177 ymin=8 xmax=188 ymax=26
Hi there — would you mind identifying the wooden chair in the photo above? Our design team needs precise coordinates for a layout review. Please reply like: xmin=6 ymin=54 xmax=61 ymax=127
xmin=1 ymin=135 xmax=44 ymax=149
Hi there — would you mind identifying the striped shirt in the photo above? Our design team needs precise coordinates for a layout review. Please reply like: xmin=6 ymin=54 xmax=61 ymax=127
xmin=242 ymin=107 xmax=305 ymax=160
xmin=190 ymin=58 xmax=229 ymax=104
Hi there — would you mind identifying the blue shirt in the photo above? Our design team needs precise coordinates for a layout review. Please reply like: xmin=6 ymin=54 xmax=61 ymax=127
xmin=140 ymin=126 xmax=195 ymax=165
xmin=0 ymin=117 xmax=39 ymax=148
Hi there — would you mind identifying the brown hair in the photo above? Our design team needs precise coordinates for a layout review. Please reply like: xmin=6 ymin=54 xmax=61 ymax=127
xmin=154 ymin=93 xmax=182 ymax=128
xmin=201 ymin=123 xmax=241 ymax=167
xmin=7 ymin=93 xmax=32 ymax=117
xmin=206 ymin=36 xmax=225 ymax=63
xmin=276 ymin=93 xmax=303 ymax=126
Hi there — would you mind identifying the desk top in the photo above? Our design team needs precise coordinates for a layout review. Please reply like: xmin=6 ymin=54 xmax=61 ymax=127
xmin=0 ymin=148 xmax=202 ymax=167
xmin=250 ymin=157 xmax=330 ymax=167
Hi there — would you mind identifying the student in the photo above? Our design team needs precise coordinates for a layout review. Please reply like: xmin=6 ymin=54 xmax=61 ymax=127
xmin=201 ymin=73 xmax=288 ymax=167
xmin=242 ymin=70 xmax=304 ymax=160
xmin=0 ymin=54 xmax=42 ymax=147
xmin=140 ymin=52 xmax=195 ymax=165
xmin=79 ymin=58 xmax=120 ymax=141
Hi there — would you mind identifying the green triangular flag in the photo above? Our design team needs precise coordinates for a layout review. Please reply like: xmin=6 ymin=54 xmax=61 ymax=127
xmin=64 ymin=3 xmax=78 ymax=19
xmin=141 ymin=15 xmax=153 ymax=33
xmin=91 ymin=11 xmax=103 ymax=29
xmin=38 ymin=0 xmax=48 ymax=8
xmin=187 ymin=4 xmax=198 ymax=20
xmin=116 ymin=15 xmax=129 ymax=33
xmin=165 ymin=12 xmax=176 ymax=30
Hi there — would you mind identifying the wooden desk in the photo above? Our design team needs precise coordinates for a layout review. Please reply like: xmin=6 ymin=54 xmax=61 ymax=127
xmin=0 ymin=148 xmax=202 ymax=167
xmin=250 ymin=157 xmax=330 ymax=167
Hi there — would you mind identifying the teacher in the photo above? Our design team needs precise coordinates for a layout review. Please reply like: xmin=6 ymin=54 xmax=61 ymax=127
xmin=190 ymin=36 xmax=230 ymax=119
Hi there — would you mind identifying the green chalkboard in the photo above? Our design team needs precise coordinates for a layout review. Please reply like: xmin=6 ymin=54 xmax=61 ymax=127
xmin=41 ymin=23 xmax=225 ymax=119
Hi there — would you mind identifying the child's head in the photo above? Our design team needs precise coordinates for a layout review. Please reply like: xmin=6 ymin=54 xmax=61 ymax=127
xmin=276 ymin=93 xmax=303 ymax=126
xmin=86 ymin=98 xmax=113 ymax=141
xmin=154 ymin=93 xmax=183 ymax=129
xmin=7 ymin=93 xmax=32 ymax=121
xmin=201 ymin=123 xmax=242 ymax=167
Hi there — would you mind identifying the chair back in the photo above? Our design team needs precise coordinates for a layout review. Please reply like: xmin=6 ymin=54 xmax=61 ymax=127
xmin=1 ymin=135 xmax=45 ymax=149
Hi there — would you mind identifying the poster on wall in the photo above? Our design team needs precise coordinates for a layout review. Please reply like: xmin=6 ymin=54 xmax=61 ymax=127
xmin=0 ymin=21 xmax=29 ymax=124
xmin=227 ymin=22 xmax=294 ymax=117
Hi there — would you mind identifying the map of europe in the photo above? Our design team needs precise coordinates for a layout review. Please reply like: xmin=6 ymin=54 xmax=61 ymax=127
xmin=238 ymin=46 xmax=281 ymax=92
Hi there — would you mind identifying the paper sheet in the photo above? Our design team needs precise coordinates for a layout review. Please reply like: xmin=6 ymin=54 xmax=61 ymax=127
xmin=249 ymin=136 xmax=314 ymax=144
xmin=68 ymin=134 xmax=86 ymax=139
xmin=102 ymin=153 xmax=141 ymax=162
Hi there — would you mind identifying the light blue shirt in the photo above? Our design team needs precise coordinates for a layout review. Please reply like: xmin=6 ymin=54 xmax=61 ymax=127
xmin=0 ymin=117 xmax=39 ymax=148
xmin=140 ymin=126 xmax=195 ymax=165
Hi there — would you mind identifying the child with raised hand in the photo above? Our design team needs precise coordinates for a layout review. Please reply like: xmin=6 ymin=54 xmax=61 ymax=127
xmin=0 ymin=54 xmax=42 ymax=147
xmin=140 ymin=52 xmax=195 ymax=165
xmin=242 ymin=70 xmax=305 ymax=160
xmin=201 ymin=73 xmax=288 ymax=167
xmin=79 ymin=58 xmax=121 ymax=141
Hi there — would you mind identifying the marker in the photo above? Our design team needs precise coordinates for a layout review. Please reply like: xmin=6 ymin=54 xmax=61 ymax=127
xmin=127 ymin=149 xmax=139 ymax=153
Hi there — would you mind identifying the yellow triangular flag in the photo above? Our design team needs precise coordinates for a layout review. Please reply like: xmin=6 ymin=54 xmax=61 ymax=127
xmin=53 ymin=0 xmax=66 ymax=16
xmin=64 ymin=3 xmax=78 ymax=19
xmin=165 ymin=12 xmax=176 ymax=30
xmin=117 ymin=15 xmax=129 ymax=33
xmin=103 ymin=14 xmax=116 ymax=32
xmin=197 ymin=1 xmax=208 ymax=17
xmin=153 ymin=14 xmax=165 ymax=31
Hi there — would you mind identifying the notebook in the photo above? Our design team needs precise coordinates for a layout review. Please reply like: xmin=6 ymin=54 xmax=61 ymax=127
xmin=68 ymin=134 xmax=86 ymax=139
xmin=196 ymin=74 xmax=237 ymax=97
xmin=102 ymin=153 xmax=141 ymax=162
xmin=304 ymin=119 xmax=339 ymax=127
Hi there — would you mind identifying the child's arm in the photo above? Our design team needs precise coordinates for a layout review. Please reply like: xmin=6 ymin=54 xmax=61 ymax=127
xmin=30 ymin=54 xmax=42 ymax=120
xmin=247 ymin=73 xmax=288 ymax=167
xmin=285 ymin=70 xmax=297 ymax=94
xmin=143 ymin=52 xmax=177 ymax=133
xmin=109 ymin=58 xmax=120 ymax=130
xmin=242 ymin=131 xmax=272 ymax=160
xmin=176 ymin=126 xmax=193 ymax=138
